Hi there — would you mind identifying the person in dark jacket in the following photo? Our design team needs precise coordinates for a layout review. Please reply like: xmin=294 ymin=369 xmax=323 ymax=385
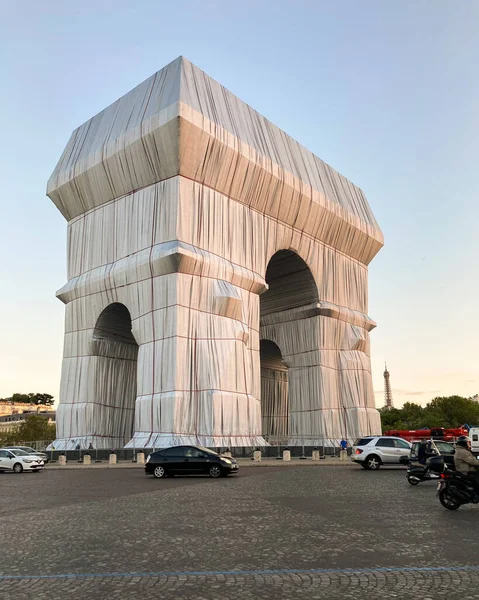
xmin=418 ymin=441 xmax=427 ymax=465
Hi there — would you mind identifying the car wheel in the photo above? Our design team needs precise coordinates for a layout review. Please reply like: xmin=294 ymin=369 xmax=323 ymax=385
xmin=366 ymin=455 xmax=381 ymax=470
xmin=13 ymin=463 xmax=23 ymax=474
xmin=360 ymin=463 xmax=369 ymax=469
xmin=153 ymin=465 xmax=167 ymax=478
xmin=209 ymin=465 xmax=222 ymax=478
xmin=407 ymin=474 xmax=420 ymax=485
xmin=439 ymin=489 xmax=461 ymax=510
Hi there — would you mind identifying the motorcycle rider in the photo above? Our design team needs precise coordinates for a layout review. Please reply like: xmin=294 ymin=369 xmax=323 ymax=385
xmin=454 ymin=436 xmax=479 ymax=489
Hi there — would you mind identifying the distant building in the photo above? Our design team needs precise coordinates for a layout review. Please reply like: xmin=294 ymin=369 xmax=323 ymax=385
xmin=0 ymin=410 xmax=56 ymax=433
xmin=0 ymin=401 xmax=52 ymax=417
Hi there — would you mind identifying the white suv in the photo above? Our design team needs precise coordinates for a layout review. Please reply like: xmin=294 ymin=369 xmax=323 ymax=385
xmin=352 ymin=436 xmax=411 ymax=470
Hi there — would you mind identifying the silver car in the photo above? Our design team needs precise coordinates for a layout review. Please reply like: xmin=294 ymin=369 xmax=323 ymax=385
xmin=352 ymin=436 xmax=412 ymax=470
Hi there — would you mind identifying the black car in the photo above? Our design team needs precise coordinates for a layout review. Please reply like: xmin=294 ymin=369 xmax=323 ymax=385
xmin=145 ymin=445 xmax=239 ymax=478
xmin=410 ymin=440 xmax=456 ymax=468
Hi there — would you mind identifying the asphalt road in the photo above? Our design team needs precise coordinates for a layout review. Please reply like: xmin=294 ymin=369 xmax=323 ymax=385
xmin=1 ymin=465 xmax=479 ymax=599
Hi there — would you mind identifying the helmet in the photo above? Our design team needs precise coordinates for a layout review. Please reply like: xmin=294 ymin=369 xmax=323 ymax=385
xmin=456 ymin=436 xmax=470 ymax=448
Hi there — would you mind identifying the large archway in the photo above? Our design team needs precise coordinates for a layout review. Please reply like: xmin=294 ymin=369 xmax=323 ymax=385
xmin=260 ymin=250 xmax=319 ymax=315
xmin=92 ymin=303 xmax=138 ymax=444
xmin=260 ymin=250 xmax=319 ymax=442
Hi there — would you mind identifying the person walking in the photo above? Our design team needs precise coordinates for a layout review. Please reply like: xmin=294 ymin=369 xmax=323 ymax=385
xmin=340 ymin=438 xmax=349 ymax=461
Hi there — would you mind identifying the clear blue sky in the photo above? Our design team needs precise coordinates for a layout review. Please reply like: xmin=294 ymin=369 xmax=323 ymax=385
xmin=1 ymin=0 xmax=478 ymax=407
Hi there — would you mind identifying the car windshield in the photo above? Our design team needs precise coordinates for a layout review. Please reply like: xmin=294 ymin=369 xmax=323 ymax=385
xmin=9 ymin=449 xmax=29 ymax=456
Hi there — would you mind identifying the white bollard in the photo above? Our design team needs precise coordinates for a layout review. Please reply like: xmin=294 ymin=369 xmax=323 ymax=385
xmin=340 ymin=449 xmax=347 ymax=461
xmin=109 ymin=453 xmax=117 ymax=465
xmin=283 ymin=449 xmax=291 ymax=461
xmin=83 ymin=454 xmax=91 ymax=465
xmin=137 ymin=452 xmax=145 ymax=465
xmin=58 ymin=455 xmax=67 ymax=466
xmin=312 ymin=450 xmax=320 ymax=461
xmin=223 ymin=451 xmax=232 ymax=458
xmin=253 ymin=450 xmax=262 ymax=462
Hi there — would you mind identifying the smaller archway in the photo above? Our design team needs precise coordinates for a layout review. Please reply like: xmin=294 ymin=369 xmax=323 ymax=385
xmin=92 ymin=303 xmax=138 ymax=442
xmin=260 ymin=339 xmax=288 ymax=441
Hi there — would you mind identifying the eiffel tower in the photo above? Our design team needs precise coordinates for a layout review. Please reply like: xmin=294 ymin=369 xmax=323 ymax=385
xmin=384 ymin=363 xmax=393 ymax=409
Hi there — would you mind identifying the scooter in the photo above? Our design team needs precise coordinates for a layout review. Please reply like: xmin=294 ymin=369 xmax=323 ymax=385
xmin=406 ymin=462 xmax=440 ymax=485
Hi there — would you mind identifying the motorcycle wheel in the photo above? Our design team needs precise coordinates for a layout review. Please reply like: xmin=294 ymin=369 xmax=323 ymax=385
xmin=407 ymin=474 xmax=420 ymax=486
xmin=439 ymin=489 xmax=461 ymax=510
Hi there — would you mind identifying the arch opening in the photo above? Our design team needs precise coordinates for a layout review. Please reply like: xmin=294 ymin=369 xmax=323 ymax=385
xmin=93 ymin=303 xmax=138 ymax=442
xmin=259 ymin=250 xmax=318 ymax=442
xmin=260 ymin=339 xmax=288 ymax=441
xmin=260 ymin=250 xmax=319 ymax=315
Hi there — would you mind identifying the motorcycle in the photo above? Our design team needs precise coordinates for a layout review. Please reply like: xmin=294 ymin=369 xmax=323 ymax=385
xmin=428 ymin=455 xmax=479 ymax=510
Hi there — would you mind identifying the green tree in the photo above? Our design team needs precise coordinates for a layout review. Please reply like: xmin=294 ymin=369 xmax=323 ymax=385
xmin=423 ymin=396 xmax=479 ymax=429
xmin=379 ymin=395 xmax=479 ymax=432
xmin=1 ymin=392 xmax=54 ymax=405
xmin=10 ymin=415 xmax=56 ymax=444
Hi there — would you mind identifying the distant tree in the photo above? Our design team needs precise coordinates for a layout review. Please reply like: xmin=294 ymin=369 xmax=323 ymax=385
xmin=423 ymin=396 xmax=479 ymax=429
xmin=6 ymin=415 xmax=56 ymax=444
xmin=379 ymin=395 xmax=479 ymax=432
xmin=0 ymin=427 xmax=20 ymax=447
xmin=1 ymin=393 xmax=54 ymax=406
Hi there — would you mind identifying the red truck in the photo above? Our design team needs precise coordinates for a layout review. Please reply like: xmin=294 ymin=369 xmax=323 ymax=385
xmin=383 ymin=426 xmax=468 ymax=442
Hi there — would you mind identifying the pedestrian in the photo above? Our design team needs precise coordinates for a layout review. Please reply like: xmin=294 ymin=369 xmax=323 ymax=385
xmin=88 ymin=442 xmax=93 ymax=450
xmin=75 ymin=443 xmax=80 ymax=450
xmin=340 ymin=438 xmax=349 ymax=461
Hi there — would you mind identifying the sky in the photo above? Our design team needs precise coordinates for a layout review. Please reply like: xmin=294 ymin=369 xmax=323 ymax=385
xmin=0 ymin=0 xmax=478 ymax=408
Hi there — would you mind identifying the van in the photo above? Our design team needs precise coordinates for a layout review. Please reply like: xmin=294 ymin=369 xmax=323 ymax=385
xmin=469 ymin=428 xmax=479 ymax=455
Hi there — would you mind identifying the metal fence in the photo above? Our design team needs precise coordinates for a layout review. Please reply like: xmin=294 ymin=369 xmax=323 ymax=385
xmin=1 ymin=436 xmax=352 ymax=463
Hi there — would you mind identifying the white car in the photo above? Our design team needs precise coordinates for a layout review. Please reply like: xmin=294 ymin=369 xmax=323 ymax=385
xmin=0 ymin=448 xmax=45 ymax=473
xmin=352 ymin=436 xmax=412 ymax=470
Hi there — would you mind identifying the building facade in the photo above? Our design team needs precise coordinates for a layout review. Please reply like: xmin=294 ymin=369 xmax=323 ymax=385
xmin=47 ymin=57 xmax=383 ymax=450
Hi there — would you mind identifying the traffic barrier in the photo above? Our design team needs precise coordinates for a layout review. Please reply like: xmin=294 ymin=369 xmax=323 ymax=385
xmin=283 ymin=449 xmax=291 ymax=461
xmin=109 ymin=453 xmax=117 ymax=465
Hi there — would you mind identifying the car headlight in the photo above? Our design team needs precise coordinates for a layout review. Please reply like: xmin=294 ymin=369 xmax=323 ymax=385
xmin=146 ymin=455 xmax=151 ymax=464
xmin=221 ymin=458 xmax=232 ymax=465
xmin=23 ymin=459 xmax=33 ymax=463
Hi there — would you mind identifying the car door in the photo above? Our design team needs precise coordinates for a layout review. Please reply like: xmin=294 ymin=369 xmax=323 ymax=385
xmin=394 ymin=438 xmax=411 ymax=460
xmin=0 ymin=450 xmax=14 ymax=471
xmin=167 ymin=447 xmax=190 ymax=474
xmin=374 ymin=438 xmax=397 ymax=463
xmin=182 ymin=447 xmax=207 ymax=473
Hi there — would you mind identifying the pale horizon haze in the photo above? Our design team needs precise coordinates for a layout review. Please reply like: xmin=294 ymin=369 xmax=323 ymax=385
xmin=1 ymin=0 xmax=478 ymax=409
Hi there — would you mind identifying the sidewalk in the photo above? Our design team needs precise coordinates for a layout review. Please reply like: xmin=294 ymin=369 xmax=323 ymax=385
xmin=45 ymin=457 xmax=355 ymax=470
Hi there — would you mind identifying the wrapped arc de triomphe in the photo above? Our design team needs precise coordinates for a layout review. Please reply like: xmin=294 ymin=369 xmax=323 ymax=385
xmin=47 ymin=56 xmax=383 ymax=450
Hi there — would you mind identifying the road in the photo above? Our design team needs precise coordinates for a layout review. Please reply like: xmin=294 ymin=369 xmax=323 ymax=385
xmin=1 ymin=465 xmax=479 ymax=599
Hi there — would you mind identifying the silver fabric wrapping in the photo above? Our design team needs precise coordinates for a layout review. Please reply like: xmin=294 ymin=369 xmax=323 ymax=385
xmin=47 ymin=57 xmax=383 ymax=449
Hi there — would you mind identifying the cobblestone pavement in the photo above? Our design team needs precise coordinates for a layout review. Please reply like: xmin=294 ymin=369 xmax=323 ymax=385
xmin=1 ymin=466 xmax=479 ymax=599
